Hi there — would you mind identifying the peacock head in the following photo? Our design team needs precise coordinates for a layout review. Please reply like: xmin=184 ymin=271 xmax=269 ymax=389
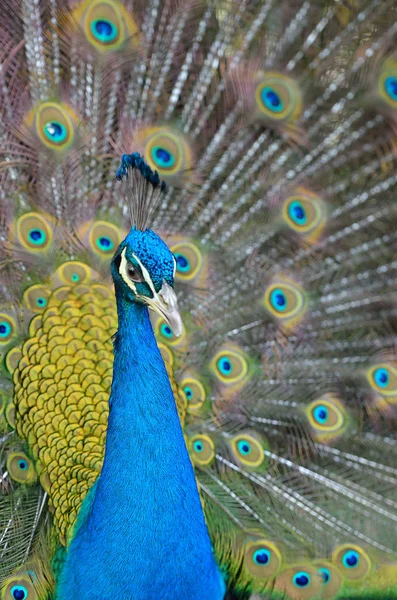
xmin=111 ymin=227 xmax=182 ymax=337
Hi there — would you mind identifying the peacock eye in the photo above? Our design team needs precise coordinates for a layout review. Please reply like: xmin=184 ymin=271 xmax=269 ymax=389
xmin=293 ymin=571 xmax=311 ymax=588
xmin=127 ymin=263 xmax=143 ymax=283
xmin=10 ymin=586 xmax=28 ymax=600
xmin=245 ymin=539 xmax=282 ymax=578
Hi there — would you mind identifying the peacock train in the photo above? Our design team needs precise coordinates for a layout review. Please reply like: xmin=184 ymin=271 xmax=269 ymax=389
xmin=1 ymin=1 xmax=397 ymax=599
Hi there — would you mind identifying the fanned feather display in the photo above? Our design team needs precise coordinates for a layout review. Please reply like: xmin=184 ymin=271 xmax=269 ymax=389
xmin=1 ymin=0 xmax=397 ymax=598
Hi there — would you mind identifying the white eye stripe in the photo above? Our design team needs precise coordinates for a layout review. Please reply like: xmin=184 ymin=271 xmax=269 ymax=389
xmin=119 ymin=248 xmax=137 ymax=294
xmin=119 ymin=247 xmax=156 ymax=296
xmin=131 ymin=252 xmax=157 ymax=296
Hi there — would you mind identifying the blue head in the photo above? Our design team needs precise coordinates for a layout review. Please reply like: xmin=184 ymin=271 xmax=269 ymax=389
xmin=111 ymin=227 xmax=182 ymax=336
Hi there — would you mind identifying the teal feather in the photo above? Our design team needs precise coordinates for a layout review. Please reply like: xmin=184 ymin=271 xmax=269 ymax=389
xmin=1 ymin=1 xmax=397 ymax=599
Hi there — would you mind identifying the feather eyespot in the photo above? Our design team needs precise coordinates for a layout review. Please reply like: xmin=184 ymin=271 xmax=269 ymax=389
xmin=71 ymin=0 xmax=139 ymax=53
xmin=140 ymin=127 xmax=192 ymax=180
xmin=253 ymin=548 xmax=271 ymax=565
xmin=175 ymin=253 xmax=189 ymax=272
xmin=3 ymin=578 xmax=36 ymax=600
xmin=29 ymin=102 xmax=77 ymax=151
xmin=255 ymin=72 xmax=303 ymax=123
xmin=151 ymin=146 xmax=176 ymax=169
xmin=245 ymin=539 xmax=282 ymax=578
xmin=367 ymin=363 xmax=397 ymax=398
xmin=306 ymin=395 xmax=346 ymax=441
xmin=10 ymin=585 xmax=29 ymax=600
xmin=333 ymin=545 xmax=371 ymax=580
xmin=318 ymin=567 xmax=330 ymax=583
xmin=179 ymin=373 xmax=206 ymax=412
xmin=230 ymin=433 xmax=265 ymax=468
xmin=91 ymin=18 xmax=118 ymax=43
xmin=342 ymin=550 xmax=360 ymax=568
xmin=160 ymin=323 xmax=173 ymax=338
xmin=153 ymin=316 xmax=186 ymax=349
xmin=293 ymin=571 xmax=311 ymax=588
xmin=189 ymin=434 xmax=215 ymax=466
xmin=378 ymin=59 xmax=397 ymax=108
xmin=211 ymin=347 xmax=249 ymax=385
xmin=0 ymin=314 xmax=16 ymax=346
xmin=313 ymin=561 xmax=342 ymax=598
xmin=210 ymin=344 xmax=251 ymax=397
xmin=97 ymin=236 xmax=114 ymax=250
xmin=88 ymin=221 xmax=122 ymax=256
xmin=0 ymin=320 xmax=12 ymax=340
xmin=282 ymin=189 xmax=326 ymax=243
xmin=275 ymin=565 xmax=322 ymax=600
xmin=44 ymin=120 xmax=67 ymax=144
xmin=54 ymin=261 xmax=93 ymax=286
xmin=23 ymin=285 xmax=52 ymax=313
xmin=15 ymin=213 xmax=53 ymax=252
xmin=374 ymin=367 xmax=389 ymax=387
xmin=12 ymin=586 xmax=28 ymax=600
xmin=263 ymin=278 xmax=307 ymax=331
xmin=169 ymin=240 xmax=205 ymax=284
xmin=7 ymin=451 xmax=37 ymax=484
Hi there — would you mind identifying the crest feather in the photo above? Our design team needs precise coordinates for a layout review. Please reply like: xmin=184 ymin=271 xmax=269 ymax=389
xmin=116 ymin=153 xmax=167 ymax=231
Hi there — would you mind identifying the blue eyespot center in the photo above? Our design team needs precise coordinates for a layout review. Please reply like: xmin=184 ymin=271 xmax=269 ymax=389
xmin=71 ymin=273 xmax=79 ymax=282
xmin=175 ymin=253 xmax=190 ymax=273
xmin=36 ymin=297 xmax=47 ymax=307
xmin=156 ymin=148 xmax=171 ymax=163
xmin=151 ymin=146 xmax=176 ymax=169
xmin=237 ymin=440 xmax=251 ymax=456
xmin=44 ymin=121 xmax=67 ymax=144
xmin=11 ymin=586 xmax=28 ymax=600
xmin=293 ymin=571 xmax=311 ymax=588
xmin=28 ymin=228 xmax=46 ymax=245
xmin=385 ymin=76 xmax=397 ymax=101
xmin=288 ymin=201 xmax=307 ymax=225
xmin=91 ymin=19 xmax=118 ymax=43
xmin=270 ymin=289 xmax=287 ymax=312
xmin=261 ymin=87 xmax=284 ymax=113
xmin=217 ymin=357 xmax=232 ymax=375
xmin=313 ymin=405 xmax=328 ymax=424
xmin=0 ymin=322 xmax=11 ymax=337
xmin=374 ymin=367 xmax=389 ymax=388
xmin=253 ymin=548 xmax=271 ymax=565
xmin=160 ymin=323 xmax=173 ymax=338
xmin=18 ymin=460 xmax=28 ymax=470
xmin=96 ymin=236 xmax=114 ymax=251
xmin=184 ymin=386 xmax=193 ymax=400
xmin=342 ymin=550 xmax=360 ymax=568
xmin=318 ymin=567 xmax=331 ymax=584
xmin=193 ymin=440 xmax=204 ymax=453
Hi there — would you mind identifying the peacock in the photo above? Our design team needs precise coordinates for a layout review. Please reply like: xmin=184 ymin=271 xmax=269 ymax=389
xmin=1 ymin=0 xmax=397 ymax=598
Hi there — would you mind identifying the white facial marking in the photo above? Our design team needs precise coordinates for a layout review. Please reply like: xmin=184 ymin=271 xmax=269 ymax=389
xmin=119 ymin=247 xmax=137 ymax=294
xmin=119 ymin=247 xmax=156 ymax=296
xmin=131 ymin=252 xmax=156 ymax=296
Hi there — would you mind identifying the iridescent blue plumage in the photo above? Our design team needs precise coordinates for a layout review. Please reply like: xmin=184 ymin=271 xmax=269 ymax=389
xmin=56 ymin=204 xmax=225 ymax=599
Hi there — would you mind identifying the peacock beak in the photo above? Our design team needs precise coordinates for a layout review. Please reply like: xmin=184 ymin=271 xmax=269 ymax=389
xmin=146 ymin=281 xmax=183 ymax=338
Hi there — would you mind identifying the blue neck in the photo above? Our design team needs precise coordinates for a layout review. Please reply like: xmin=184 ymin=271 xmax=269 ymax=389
xmin=57 ymin=297 xmax=225 ymax=600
